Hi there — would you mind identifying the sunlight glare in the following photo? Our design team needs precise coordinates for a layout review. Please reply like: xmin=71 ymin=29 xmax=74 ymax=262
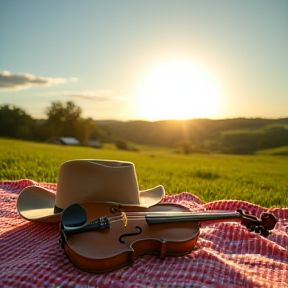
xmin=137 ymin=61 xmax=220 ymax=120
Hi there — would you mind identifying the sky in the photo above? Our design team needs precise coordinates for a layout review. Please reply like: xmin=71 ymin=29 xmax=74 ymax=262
xmin=0 ymin=0 xmax=288 ymax=121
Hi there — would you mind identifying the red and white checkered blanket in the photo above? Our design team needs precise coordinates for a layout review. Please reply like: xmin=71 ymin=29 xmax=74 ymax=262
xmin=1 ymin=180 xmax=287 ymax=288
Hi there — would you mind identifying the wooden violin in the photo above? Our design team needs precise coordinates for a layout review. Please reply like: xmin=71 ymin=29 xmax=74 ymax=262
xmin=59 ymin=202 xmax=277 ymax=273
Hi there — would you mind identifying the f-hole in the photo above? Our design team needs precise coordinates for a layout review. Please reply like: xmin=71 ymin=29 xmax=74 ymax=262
xmin=118 ymin=226 xmax=142 ymax=244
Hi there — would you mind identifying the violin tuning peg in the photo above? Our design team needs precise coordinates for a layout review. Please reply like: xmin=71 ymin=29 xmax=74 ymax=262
xmin=258 ymin=226 xmax=269 ymax=238
xmin=249 ymin=225 xmax=255 ymax=232
xmin=236 ymin=209 xmax=244 ymax=215
xmin=248 ymin=225 xmax=270 ymax=237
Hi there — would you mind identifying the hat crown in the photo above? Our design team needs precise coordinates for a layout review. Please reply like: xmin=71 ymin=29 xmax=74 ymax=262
xmin=55 ymin=160 xmax=140 ymax=210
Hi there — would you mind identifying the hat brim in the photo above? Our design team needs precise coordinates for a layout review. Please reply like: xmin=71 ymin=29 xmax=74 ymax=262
xmin=17 ymin=185 xmax=165 ymax=224
xmin=138 ymin=185 xmax=165 ymax=207
xmin=17 ymin=186 xmax=61 ymax=223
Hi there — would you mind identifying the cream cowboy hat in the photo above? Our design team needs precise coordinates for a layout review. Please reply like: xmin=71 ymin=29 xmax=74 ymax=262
xmin=17 ymin=159 xmax=165 ymax=223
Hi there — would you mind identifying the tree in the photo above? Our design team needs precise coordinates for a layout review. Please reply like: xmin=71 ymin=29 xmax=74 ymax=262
xmin=45 ymin=101 xmax=106 ymax=145
xmin=177 ymin=140 xmax=192 ymax=155
xmin=114 ymin=137 xmax=129 ymax=150
xmin=0 ymin=104 xmax=34 ymax=139
xmin=45 ymin=101 xmax=82 ymax=138
xmin=74 ymin=118 xmax=106 ymax=145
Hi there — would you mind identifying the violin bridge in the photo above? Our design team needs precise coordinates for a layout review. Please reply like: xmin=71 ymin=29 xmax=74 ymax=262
xmin=122 ymin=212 xmax=128 ymax=227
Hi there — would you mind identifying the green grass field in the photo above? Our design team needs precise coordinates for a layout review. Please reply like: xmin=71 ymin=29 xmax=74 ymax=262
xmin=1 ymin=138 xmax=287 ymax=207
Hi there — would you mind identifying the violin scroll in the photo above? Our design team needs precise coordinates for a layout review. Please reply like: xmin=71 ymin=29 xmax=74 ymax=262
xmin=260 ymin=212 xmax=278 ymax=231
xmin=237 ymin=209 xmax=277 ymax=237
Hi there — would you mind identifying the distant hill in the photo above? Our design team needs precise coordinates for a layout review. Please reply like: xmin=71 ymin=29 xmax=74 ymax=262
xmin=257 ymin=146 xmax=288 ymax=156
xmin=96 ymin=118 xmax=288 ymax=154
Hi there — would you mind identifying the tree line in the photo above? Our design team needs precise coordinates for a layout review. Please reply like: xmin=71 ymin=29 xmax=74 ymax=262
xmin=0 ymin=102 xmax=106 ymax=145
xmin=1 ymin=102 xmax=288 ymax=154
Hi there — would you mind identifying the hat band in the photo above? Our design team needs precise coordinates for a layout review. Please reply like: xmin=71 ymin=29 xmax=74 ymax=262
xmin=54 ymin=205 xmax=63 ymax=214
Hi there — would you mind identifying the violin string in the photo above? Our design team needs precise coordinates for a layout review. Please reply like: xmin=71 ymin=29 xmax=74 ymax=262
xmin=107 ymin=212 xmax=236 ymax=222
xmin=85 ymin=210 xmax=248 ymax=225
xmin=108 ymin=214 xmax=147 ymax=224
xmin=90 ymin=211 xmax=245 ymax=227
xmin=109 ymin=212 xmax=240 ymax=219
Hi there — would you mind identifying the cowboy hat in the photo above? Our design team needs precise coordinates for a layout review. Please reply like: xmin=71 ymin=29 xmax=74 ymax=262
xmin=17 ymin=159 xmax=165 ymax=223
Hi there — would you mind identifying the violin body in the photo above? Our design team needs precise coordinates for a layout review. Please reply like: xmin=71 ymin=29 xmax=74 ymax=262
xmin=60 ymin=202 xmax=199 ymax=273
xmin=59 ymin=202 xmax=277 ymax=273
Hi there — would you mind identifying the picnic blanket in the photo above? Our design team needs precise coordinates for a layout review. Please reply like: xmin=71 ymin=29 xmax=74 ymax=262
xmin=0 ymin=180 xmax=287 ymax=288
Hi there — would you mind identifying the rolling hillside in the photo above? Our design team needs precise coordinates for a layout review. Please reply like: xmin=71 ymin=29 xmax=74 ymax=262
xmin=97 ymin=118 xmax=288 ymax=154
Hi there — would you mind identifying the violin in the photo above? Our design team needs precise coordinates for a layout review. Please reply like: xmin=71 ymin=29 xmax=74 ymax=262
xmin=59 ymin=202 xmax=277 ymax=273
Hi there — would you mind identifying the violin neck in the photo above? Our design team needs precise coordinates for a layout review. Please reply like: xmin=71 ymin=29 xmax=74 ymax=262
xmin=145 ymin=211 xmax=242 ymax=225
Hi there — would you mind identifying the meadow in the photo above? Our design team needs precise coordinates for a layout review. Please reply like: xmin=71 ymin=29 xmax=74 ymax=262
xmin=0 ymin=138 xmax=287 ymax=208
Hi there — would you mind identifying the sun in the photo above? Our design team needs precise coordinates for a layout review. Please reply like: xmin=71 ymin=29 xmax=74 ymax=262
xmin=137 ymin=61 xmax=220 ymax=120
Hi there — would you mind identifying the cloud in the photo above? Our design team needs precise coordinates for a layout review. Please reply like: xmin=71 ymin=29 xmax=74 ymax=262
xmin=62 ymin=90 xmax=116 ymax=101
xmin=69 ymin=77 xmax=78 ymax=82
xmin=43 ymin=90 xmax=128 ymax=102
xmin=0 ymin=71 xmax=77 ymax=91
